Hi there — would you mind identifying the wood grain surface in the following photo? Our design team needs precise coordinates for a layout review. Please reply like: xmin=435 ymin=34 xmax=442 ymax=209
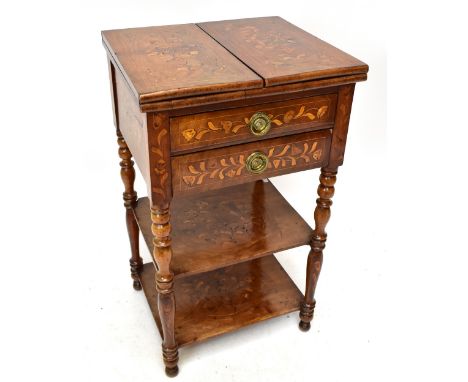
xmin=170 ymin=93 xmax=337 ymax=153
xmin=198 ymin=16 xmax=368 ymax=87
xmin=140 ymin=255 xmax=303 ymax=347
xmin=102 ymin=24 xmax=262 ymax=104
xmin=103 ymin=18 xmax=368 ymax=111
xmin=140 ymin=73 xmax=366 ymax=113
xmin=115 ymin=68 xmax=150 ymax=185
xmin=328 ymin=84 xmax=355 ymax=167
xmin=171 ymin=130 xmax=331 ymax=194
xmin=134 ymin=180 xmax=313 ymax=278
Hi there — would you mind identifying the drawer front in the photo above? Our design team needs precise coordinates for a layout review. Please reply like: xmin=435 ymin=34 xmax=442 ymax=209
xmin=172 ymin=130 xmax=331 ymax=194
xmin=170 ymin=94 xmax=337 ymax=153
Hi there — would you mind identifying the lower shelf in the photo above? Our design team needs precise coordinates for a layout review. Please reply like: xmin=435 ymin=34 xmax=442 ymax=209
xmin=140 ymin=254 xmax=304 ymax=347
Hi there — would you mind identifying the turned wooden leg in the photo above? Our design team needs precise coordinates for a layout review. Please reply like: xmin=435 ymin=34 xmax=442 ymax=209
xmin=117 ymin=130 xmax=143 ymax=291
xmin=299 ymin=167 xmax=338 ymax=331
xmin=151 ymin=206 xmax=179 ymax=377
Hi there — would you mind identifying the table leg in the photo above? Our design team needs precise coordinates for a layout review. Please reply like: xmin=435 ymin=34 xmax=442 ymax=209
xmin=151 ymin=205 xmax=179 ymax=377
xmin=299 ymin=167 xmax=338 ymax=331
xmin=117 ymin=130 xmax=143 ymax=290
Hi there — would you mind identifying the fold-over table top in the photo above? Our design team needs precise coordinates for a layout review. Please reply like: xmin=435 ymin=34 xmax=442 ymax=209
xmin=102 ymin=17 xmax=368 ymax=105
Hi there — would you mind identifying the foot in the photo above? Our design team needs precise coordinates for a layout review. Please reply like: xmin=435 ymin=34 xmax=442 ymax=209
xmin=133 ymin=280 xmax=142 ymax=291
xmin=165 ymin=366 xmax=179 ymax=377
xmin=299 ymin=320 xmax=311 ymax=332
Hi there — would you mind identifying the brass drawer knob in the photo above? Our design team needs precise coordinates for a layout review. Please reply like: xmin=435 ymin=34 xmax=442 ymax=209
xmin=249 ymin=112 xmax=271 ymax=136
xmin=246 ymin=151 xmax=269 ymax=174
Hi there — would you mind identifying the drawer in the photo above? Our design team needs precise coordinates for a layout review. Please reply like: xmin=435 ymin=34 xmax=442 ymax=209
xmin=172 ymin=129 xmax=331 ymax=194
xmin=170 ymin=94 xmax=337 ymax=154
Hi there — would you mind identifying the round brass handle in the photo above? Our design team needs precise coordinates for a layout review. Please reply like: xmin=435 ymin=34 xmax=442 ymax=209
xmin=246 ymin=151 xmax=269 ymax=174
xmin=249 ymin=112 xmax=271 ymax=136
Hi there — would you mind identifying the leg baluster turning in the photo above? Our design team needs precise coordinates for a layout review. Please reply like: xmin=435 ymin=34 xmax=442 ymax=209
xmin=299 ymin=168 xmax=338 ymax=331
xmin=151 ymin=206 xmax=179 ymax=377
xmin=117 ymin=130 xmax=143 ymax=290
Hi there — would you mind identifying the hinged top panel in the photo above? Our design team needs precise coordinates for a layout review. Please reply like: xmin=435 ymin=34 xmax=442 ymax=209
xmin=102 ymin=18 xmax=367 ymax=106
xmin=198 ymin=17 xmax=368 ymax=87
xmin=102 ymin=24 xmax=263 ymax=104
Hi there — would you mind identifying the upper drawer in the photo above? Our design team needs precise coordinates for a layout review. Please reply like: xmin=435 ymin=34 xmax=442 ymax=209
xmin=170 ymin=94 xmax=337 ymax=154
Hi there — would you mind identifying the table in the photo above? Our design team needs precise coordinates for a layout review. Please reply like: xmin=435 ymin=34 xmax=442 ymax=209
xmin=102 ymin=16 xmax=368 ymax=377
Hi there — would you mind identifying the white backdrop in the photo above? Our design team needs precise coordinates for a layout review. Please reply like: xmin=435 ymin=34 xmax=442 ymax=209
xmin=1 ymin=1 xmax=467 ymax=381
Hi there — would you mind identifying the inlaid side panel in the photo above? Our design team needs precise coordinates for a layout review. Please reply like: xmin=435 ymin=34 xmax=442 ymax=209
xmin=328 ymin=84 xmax=355 ymax=167
xmin=116 ymin=70 xmax=150 ymax=185
xmin=170 ymin=94 xmax=337 ymax=153
xmin=171 ymin=130 xmax=331 ymax=194
xmin=147 ymin=113 xmax=173 ymax=207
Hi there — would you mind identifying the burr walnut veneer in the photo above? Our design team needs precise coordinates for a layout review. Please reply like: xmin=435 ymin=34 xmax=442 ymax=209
xmin=102 ymin=16 xmax=367 ymax=377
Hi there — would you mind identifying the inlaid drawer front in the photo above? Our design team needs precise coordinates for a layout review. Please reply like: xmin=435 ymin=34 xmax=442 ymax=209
xmin=172 ymin=130 xmax=331 ymax=194
xmin=170 ymin=94 xmax=337 ymax=153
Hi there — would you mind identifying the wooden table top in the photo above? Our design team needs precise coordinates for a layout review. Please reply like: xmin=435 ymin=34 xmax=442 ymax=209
xmin=102 ymin=17 xmax=368 ymax=106
xmin=198 ymin=17 xmax=367 ymax=87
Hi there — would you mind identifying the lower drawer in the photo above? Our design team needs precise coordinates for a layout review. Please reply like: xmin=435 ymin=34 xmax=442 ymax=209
xmin=171 ymin=129 xmax=331 ymax=194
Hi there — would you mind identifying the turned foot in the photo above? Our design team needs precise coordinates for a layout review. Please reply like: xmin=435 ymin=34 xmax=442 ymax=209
xmin=165 ymin=366 xmax=179 ymax=377
xmin=299 ymin=321 xmax=311 ymax=332
xmin=299 ymin=300 xmax=316 ymax=332
xmin=133 ymin=279 xmax=142 ymax=291
xmin=130 ymin=258 xmax=143 ymax=291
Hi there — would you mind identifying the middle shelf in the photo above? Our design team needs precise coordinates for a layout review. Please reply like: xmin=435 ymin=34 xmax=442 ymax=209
xmin=133 ymin=180 xmax=312 ymax=278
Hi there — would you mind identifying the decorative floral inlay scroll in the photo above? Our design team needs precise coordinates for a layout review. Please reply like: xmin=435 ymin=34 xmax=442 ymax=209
xmin=181 ymin=139 xmax=324 ymax=187
xmin=181 ymin=104 xmax=329 ymax=142
xmin=179 ymin=199 xmax=266 ymax=245
xmin=151 ymin=127 xmax=169 ymax=198
xmin=236 ymin=23 xmax=330 ymax=69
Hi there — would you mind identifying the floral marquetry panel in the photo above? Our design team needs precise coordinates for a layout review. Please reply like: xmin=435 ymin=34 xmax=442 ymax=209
xmin=199 ymin=17 xmax=368 ymax=87
xmin=170 ymin=94 xmax=337 ymax=153
xmin=171 ymin=130 xmax=331 ymax=194
xmin=102 ymin=24 xmax=262 ymax=104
